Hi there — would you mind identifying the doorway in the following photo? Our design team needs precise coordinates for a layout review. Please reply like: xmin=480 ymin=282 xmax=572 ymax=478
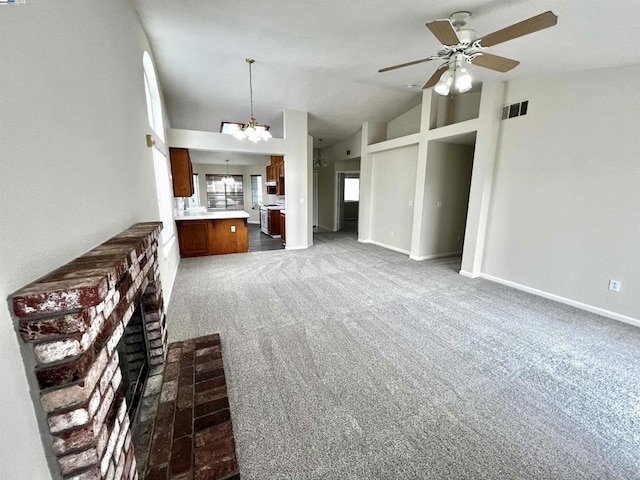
xmin=335 ymin=171 xmax=360 ymax=233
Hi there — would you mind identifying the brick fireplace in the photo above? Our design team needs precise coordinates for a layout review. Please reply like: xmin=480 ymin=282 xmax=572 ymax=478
xmin=9 ymin=222 xmax=167 ymax=479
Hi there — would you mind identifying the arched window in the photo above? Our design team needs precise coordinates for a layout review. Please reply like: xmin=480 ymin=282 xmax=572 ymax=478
xmin=143 ymin=51 xmax=165 ymax=142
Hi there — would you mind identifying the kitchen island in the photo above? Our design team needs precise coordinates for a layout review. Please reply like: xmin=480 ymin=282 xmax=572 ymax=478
xmin=174 ymin=210 xmax=250 ymax=257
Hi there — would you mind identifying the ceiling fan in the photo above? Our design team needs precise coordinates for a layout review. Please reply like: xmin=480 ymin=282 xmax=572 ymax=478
xmin=379 ymin=10 xmax=558 ymax=95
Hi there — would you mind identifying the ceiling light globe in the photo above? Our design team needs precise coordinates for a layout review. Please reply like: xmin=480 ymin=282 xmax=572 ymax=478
xmin=434 ymin=70 xmax=453 ymax=96
xmin=455 ymin=68 xmax=472 ymax=93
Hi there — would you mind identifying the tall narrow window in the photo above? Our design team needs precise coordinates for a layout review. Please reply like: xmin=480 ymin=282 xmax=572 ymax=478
xmin=143 ymin=51 xmax=174 ymax=253
xmin=251 ymin=175 xmax=263 ymax=208
xmin=205 ymin=174 xmax=244 ymax=210
xmin=151 ymin=147 xmax=176 ymax=246
xmin=188 ymin=174 xmax=200 ymax=207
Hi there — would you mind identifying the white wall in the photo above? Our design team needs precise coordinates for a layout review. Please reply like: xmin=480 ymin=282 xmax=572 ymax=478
xmin=434 ymin=91 xmax=481 ymax=128
xmin=419 ymin=142 xmax=474 ymax=258
xmin=0 ymin=2 xmax=172 ymax=477
xmin=370 ymin=145 xmax=419 ymax=253
xmin=387 ymin=104 xmax=421 ymax=140
xmin=483 ymin=65 xmax=640 ymax=321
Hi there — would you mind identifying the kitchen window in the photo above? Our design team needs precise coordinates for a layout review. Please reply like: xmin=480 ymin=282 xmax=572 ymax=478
xmin=251 ymin=175 xmax=263 ymax=208
xmin=205 ymin=174 xmax=244 ymax=210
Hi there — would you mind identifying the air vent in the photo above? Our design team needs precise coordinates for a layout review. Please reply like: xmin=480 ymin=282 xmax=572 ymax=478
xmin=501 ymin=100 xmax=529 ymax=120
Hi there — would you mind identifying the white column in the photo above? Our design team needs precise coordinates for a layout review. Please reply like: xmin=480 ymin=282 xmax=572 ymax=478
xmin=460 ymin=81 xmax=504 ymax=277
xmin=283 ymin=109 xmax=312 ymax=249
xmin=409 ymin=89 xmax=436 ymax=259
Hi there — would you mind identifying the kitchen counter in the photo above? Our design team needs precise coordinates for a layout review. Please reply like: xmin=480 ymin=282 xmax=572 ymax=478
xmin=174 ymin=210 xmax=250 ymax=221
xmin=174 ymin=210 xmax=249 ymax=257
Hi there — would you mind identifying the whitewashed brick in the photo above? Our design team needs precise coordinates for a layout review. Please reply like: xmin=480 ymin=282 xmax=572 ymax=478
xmin=48 ymin=407 xmax=89 ymax=433
xmin=34 ymin=338 xmax=82 ymax=364
xmin=106 ymin=323 xmax=124 ymax=356
xmin=95 ymin=386 xmax=114 ymax=427
xmin=114 ymin=450 xmax=125 ymax=480
xmin=99 ymin=352 xmax=119 ymax=394
xmin=96 ymin=423 xmax=109 ymax=457
xmin=58 ymin=447 xmax=98 ymax=475
xmin=129 ymin=459 xmax=137 ymax=480
xmin=110 ymin=367 xmax=122 ymax=391
xmin=114 ymin=421 xmax=128 ymax=460
xmin=95 ymin=301 xmax=105 ymax=315
xmin=117 ymin=399 xmax=127 ymax=424
xmin=80 ymin=312 xmax=105 ymax=350
xmin=124 ymin=430 xmax=132 ymax=451
xmin=66 ymin=466 xmax=101 ymax=480
xmin=87 ymin=387 xmax=102 ymax=418
xmin=102 ymin=457 xmax=114 ymax=478
xmin=100 ymin=420 xmax=120 ymax=476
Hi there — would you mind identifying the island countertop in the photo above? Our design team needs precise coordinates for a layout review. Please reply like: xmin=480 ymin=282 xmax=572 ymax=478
xmin=174 ymin=210 xmax=250 ymax=221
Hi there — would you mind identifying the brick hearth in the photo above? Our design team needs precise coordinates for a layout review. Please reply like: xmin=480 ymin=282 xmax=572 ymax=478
xmin=9 ymin=222 xmax=167 ymax=479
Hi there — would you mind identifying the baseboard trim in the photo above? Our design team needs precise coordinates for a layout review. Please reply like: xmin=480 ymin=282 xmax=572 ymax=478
xmin=247 ymin=220 xmax=259 ymax=225
xmin=410 ymin=251 xmax=462 ymax=261
xmin=358 ymin=239 xmax=410 ymax=256
xmin=459 ymin=270 xmax=480 ymax=279
xmin=285 ymin=244 xmax=310 ymax=251
xmin=317 ymin=224 xmax=334 ymax=232
xmin=480 ymin=273 xmax=640 ymax=328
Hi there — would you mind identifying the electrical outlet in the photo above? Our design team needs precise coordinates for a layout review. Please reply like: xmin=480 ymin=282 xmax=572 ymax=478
xmin=231 ymin=225 xmax=236 ymax=233
xmin=608 ymin=279 xmax=621 ymax=292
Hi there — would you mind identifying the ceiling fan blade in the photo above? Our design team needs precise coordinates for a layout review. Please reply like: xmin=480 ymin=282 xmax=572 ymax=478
xmin=378 ymin=57 xmax=433 ymax=73
xmin=479 ymin=11 xmax=558 ymax=47
xmin=471 ymin=53 xmax=520 ymax=72
xmin=422 ymin=66 xmax=447 ymax=89
xmin=426 ymin=19 xmax=460 ymax=46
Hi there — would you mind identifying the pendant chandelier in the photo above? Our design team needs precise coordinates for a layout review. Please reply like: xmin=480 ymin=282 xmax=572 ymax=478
xmin=223 ymin=159 xmax=234 ymax=185
xmin=233 ymin=58 xmax=272 ymax=142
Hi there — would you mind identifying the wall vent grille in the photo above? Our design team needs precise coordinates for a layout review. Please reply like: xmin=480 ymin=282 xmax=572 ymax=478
xmin=502 ymin=100 xmax=528 ymax=120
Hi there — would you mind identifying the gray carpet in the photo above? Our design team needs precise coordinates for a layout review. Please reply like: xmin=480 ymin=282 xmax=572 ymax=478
xmin=167 ymin=231 xmax=640 ymax=479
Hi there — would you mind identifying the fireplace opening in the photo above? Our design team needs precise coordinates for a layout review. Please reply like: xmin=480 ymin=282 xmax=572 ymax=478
xmin=117 ymin=303 xmax=150 ymax=423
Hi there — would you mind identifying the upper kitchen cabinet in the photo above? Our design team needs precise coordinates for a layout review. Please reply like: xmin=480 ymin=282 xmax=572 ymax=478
xmin=267 ymin=155 xmax=285 ymax=195
xmin=169 ymin=147 xmax=194 ymax=197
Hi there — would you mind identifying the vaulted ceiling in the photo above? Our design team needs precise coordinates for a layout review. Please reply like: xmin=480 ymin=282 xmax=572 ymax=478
xmin=133 ymin=1 xmax=640 ymax=148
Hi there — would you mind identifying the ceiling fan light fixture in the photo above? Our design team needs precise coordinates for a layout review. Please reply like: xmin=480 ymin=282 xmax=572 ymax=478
xmin=434 ymin=69 xmax=453 ymax=96
xmin=454 ymin=67 xmax=473 ymax=93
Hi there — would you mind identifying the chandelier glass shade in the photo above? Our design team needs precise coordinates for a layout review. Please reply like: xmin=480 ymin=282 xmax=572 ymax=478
xmin=434 ymin=55 xmax=473 ymax=96
xmin=234 ymin=58 xmax=272 ymax=142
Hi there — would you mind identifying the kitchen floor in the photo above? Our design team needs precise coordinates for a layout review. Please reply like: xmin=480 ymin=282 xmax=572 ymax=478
xmin=248 ymin=224 xmax=284 ymax=252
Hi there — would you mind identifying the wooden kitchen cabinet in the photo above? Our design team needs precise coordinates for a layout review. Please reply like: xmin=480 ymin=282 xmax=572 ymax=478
xmin=176 ymin=218 xmax=248 ymax=257
xmin=169 ymin=147 xmax=194 ymax=197
xmin=277 ymin=161 xmax=285 ymax=195
xmin=266 ymin=164 xmax=277 ymax=183
xmin=268 ymin=209 xmax=281 ymax=237
xmin=177 ymin=220 xmax=209 ymax=257
xmin=266 ymin=156 xmax=285 ymax=195
xmin=280 ymin=211 xmax=286 ymax=245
